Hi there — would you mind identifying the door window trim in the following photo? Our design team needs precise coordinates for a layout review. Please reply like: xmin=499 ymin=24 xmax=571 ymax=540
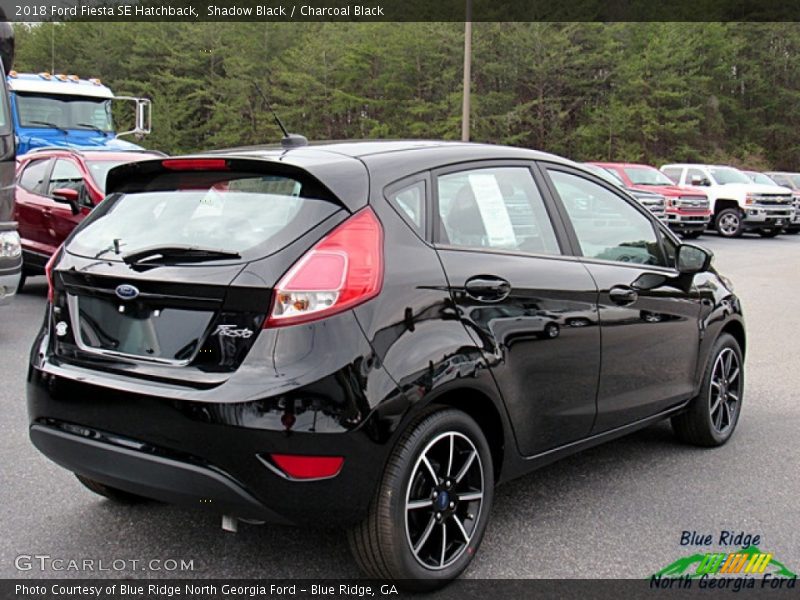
xmin=383 ymin=172 xmax=431 ymax=243
xmin=430 ymin=159 xmax=570 ymax=259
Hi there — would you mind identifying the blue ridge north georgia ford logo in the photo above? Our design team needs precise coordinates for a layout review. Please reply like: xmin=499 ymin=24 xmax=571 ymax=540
xmin=115 ymin=284 xmax=140 ymax=300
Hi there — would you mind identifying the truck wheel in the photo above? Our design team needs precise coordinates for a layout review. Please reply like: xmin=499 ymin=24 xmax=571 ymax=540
xmin=682 ymin=230 xmax=702 ymax=239
xmin=785 ymin=229 xmax=799 ymax=235
xmin=671 ymin=333 xmax=743 ymax=447
xmin=715 ymin=208 xmax=744 ymax=238
xmin=758 ymin=228 xmax=781 ymax=238
xmin=348 ymin=409 xmax=494 ymax=590
xmin=16 ymin=271 xmax=26 ymax=294
xmin=75 ymin=474 xmax=147 ymax=504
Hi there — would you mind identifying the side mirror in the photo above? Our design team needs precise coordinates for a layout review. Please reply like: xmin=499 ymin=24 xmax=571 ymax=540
xmin=52 ymin=188 xmax=81 ymax=215
xmin=676 ymin=243 xmax=713 ymax=274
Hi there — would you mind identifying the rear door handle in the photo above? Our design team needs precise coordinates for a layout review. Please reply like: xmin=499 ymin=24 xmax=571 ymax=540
xmin=464 ymin=276 xmax=511 ymax=303
xmin=609 ymin=285 xmax=638 ymax=306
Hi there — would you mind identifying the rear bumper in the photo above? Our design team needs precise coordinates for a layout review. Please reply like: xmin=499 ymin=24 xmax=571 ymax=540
xmin=26 ymin=313 xmax=399 ymax=526
xmin=30 ymin=423 xmax=289 ymax=523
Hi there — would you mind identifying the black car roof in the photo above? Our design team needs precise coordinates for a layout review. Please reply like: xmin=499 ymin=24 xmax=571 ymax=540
xmin=107 ymin=140 xmax=576 ymax=212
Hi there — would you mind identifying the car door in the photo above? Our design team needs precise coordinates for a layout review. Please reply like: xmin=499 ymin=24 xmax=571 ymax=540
xmin=45 ymin=158 xmax=91 ymax=248
xmin=542 ymin=165 xmax=702 ymax=432
xmin=14 ymin=157 xmax=53 ymax=264
xmin=432 ymin=162 xmax=601 ymax=456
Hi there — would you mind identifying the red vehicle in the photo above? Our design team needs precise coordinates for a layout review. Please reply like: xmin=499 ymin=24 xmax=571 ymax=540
xmin=14 ymin=147 xmax=163 ymax=289
xmin=589 ymin=162 xmax=712 ymax=238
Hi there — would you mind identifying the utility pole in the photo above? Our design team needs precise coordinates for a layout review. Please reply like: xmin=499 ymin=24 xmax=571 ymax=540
xmin=461 ymin=0 xmax=472 ymax=142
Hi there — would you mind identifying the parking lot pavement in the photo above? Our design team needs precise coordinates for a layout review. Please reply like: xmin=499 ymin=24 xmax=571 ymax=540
xmin=2 ymin=232 xmax=799 ymax=580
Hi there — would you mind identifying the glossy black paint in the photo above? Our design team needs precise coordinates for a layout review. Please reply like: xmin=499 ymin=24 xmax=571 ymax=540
xmin=27 ymin=141 xmax=745 ymax=526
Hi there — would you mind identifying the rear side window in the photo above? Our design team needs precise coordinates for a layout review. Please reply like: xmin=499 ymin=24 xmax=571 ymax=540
xmin=436 ymin=166 xmax=560 ymax=255
xmin=386 ymin=180 xmax=425 ymax=236
xmin=67 ymin=173 xmax=341 ymax=262
xmin=661 ymin=167 xmax=682 ymax=184
xmin=18 ymin=159 xmax=50 ymax=193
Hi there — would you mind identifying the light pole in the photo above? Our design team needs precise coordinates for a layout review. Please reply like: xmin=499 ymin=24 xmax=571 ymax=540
xmin=461 ymin=0 xmax=472 ymax=142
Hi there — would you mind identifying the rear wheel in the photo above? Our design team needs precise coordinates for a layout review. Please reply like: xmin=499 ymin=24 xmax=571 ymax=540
xmin=75 ymin=474 xmax=147 ymax=504
xmin=348 ymin=409 xmax=494 ymax=590
xmin=672 ymin=333 xmax=743 ymax=447
xmin=715 ymin=208 xmax=744 ymax=238
xmin=758 ymin=228 xmax=781 ymax=238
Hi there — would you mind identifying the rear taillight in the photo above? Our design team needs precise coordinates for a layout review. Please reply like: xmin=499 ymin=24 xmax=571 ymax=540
xmin=45 ymin=246 xmax=61 ymax=303
xmin=161 ymin=158 xmax=229 ymax=171
xmin=266 ymin=207 xmax=383 ymax=327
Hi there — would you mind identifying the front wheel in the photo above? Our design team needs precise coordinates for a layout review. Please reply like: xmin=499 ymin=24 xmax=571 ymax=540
xmin=715 ymin=208 xmax=744 ymax=238
xmin=681 ymin=230 xmax=703 ymax=239
xmin=671 ymin=333 xmax=744 ymax=447
xmin=348 ymin=409 xmax=494 ymax=590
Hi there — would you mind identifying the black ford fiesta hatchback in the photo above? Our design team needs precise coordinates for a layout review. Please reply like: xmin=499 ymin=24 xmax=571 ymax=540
xmin=28 ymin=141 xmax=745 ymax=587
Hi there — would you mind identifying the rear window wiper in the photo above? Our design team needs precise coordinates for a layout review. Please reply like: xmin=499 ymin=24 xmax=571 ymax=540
xmin=122 ymin=245 xmax=241 ymax=265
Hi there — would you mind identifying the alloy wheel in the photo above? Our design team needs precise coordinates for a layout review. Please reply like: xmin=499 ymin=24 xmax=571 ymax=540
xmin=709 ymin=347 xmax=741 ymax=434
xmin=718 ymin=213 xmax=740 ymax=236
xmin=404 ymin=431 xmax=484 ymax=570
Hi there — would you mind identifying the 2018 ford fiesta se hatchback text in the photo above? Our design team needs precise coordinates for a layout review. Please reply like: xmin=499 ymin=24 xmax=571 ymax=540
xmin=27 ymin=141 xmax=745 ymax=588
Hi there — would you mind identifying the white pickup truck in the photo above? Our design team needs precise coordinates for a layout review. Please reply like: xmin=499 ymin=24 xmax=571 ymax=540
xmin=660 ymin=163 xmax=794 ymax=238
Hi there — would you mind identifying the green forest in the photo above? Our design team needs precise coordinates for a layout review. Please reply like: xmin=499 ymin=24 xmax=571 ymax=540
xmin=12 ymin=22 xmax=800 ymax=169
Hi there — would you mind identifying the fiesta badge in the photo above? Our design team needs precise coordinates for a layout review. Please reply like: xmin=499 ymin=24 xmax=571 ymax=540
xmin=115 ymin=284 xmax=140 ymax=300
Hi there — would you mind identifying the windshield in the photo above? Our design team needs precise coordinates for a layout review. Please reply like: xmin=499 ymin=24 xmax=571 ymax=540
xmin=790 ymin=175 xmax=800 ymax=189
xmin=583 ymin=164 xmax=624 ymax=188
xmin=747 ymin=172 xmax=778 ymax=186
xmin=623 ymin=167 xmax=674 ymax=186
xmin=708 ymin=167 xmax=751 ymax=185
xmin=68 ymin=174 xmax=341 ymax=262
xmin=16 ymin=93 xmax=113 ymax=132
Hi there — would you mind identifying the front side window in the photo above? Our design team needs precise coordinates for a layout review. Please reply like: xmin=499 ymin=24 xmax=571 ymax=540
xmin=18 ymin=159 xmax=50 ymax=193
xmin=16 ymin=93 xmax=113 ymax=132
xmin=47 ymin=159 xmax=86 ymax=203
xmin=686 ymin=168 xmax=708 ymax=185
xmin=436 ymin=166 xmax=560 ymax=255
xmin=547 ymin=169 xmax=666 ymax=267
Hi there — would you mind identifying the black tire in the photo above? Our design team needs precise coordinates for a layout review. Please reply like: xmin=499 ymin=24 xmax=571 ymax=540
xmin=715 ymin=208 xmax=744 ymax=238
xmin=75 ymin=474 xmax=147 ymax=504
xmin=16 ymin=271 xmax=26 ymax=294
xmin=681 ymin=230 xmax=703 ymax=240
xmin=671 ymin=333 xmax=744 ymax=447
xmin=758 ymin=228 xmax=781 ymax=238
xmin=348 ymin=409 xmax=494 ymax=591
xmin=785 ymin=228 xmax=799 ymax=235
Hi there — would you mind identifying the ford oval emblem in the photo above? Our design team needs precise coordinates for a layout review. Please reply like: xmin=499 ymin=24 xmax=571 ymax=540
xmin=115 ymin=284 xmax=139 ymax=300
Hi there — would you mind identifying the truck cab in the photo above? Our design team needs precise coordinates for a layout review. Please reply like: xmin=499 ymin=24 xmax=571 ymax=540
xmin=660 ymin=163 xmax=794 ymax=238
xmin=6 ymin=71 xmax=150 ymax=155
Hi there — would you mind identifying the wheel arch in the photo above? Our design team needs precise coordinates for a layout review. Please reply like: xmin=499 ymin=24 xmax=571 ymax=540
xmin=417 ymin=385 xmax=507 ymax=483
xmin=714 ymin=198 xmax=741 ymax=215
xmin=720 ymin=318 xmax=746 ymax=358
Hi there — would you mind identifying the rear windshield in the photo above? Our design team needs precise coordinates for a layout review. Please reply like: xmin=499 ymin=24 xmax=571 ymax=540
xmin=67 ymin=173 xmax=341 ymax=262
